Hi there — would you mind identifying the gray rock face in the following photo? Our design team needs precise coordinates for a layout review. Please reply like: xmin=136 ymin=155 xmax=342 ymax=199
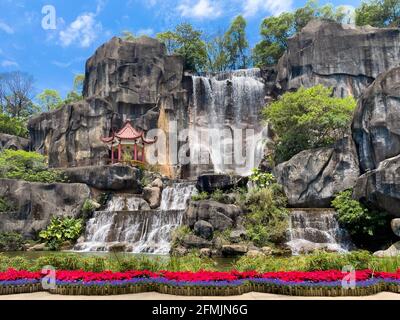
xmin=274 ymin=137 xmax=360 ymax=207
xmin=276 ymin=20 xmax=400 ymax=98
xmin=0 ymin=179 xmax=90 ymax=238
xmin=181 ymin=234 xmax=212 ymax=249
xmin=353 ymin=155 xmax=400 ymax=217
xmin=194 ymin=220 xmax=213 ymax=240
xmin=0 ymin=134 xmax=29 ymax=151
xmin=143 ymin=186 xmax=161 ymax=209
xmin=352 ymin=67 xmax=400 ymax=173
xmin=196 ymin=174 xmax=248 ymax=193
xmin=184 ymin=200 xmax=242 ymax=231
xmin=63 ymin=164 xmax=141 ymax=192
xmin=28 ymin=97 xmax=114 ymax=168
xmin=392 ymin=219 xmax=400 ymax=237
xmin=374 ymin=241 xmax=400 ymax=257
xmin=221 ymin=244 xmax=248 ymax=256
xmin=29 ymin=36 xmax=189 ymax=175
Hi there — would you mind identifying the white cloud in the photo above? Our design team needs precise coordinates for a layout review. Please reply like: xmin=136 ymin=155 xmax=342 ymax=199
xmin=137 ymin=28 xmax=154 ymax=36
xmin=0 ymin=21 xmax=14 ymax=34
xmin=59 ymin=13 xmax=102 ymax=48
xmin=243 ymin=0 xmax=293 ymax=17
xmin=178 ymin=0 xmax=222 ymax=19
xmin=1 ymin=60 xmax=19 ymax=68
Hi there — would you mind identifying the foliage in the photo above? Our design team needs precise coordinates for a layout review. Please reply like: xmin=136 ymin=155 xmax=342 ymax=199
xmin=157 ymin=23 xmax=208 ymax=73
xmin=63 ymin=74 xmax=85 ymax=105
xmin=0 ymin=113 xmax=28 ymax=137
xmin=191 ymin=191 xmax=209 ymax=201
xmin=121 ymin=30 xmax=136 ymax=41
xmin=36 ymin=89 xmax=62 ymax=112
xmin=171 ymin=225 xmax=192 ymax=248
xmin=0 ymin=71 xmax=40 ymax=118
xmin=81 ymin=199 xmax=96 ymax=219
xmin=355 ymin=0 xmax=399 ymax=27
xmin=332 ymin=190 xmax=388 ymax=237
xmin=234 ymin=250 xmax=379 ymax=272
xmin=249 ymin=168 xmax=276 ymax=189
xmin=253 ymin=0 xmax=347 ymax=67
xmin=224 ymin=15 xmax=250 ymax=70
xmin=0 ymin=149 xmax=66 ymax=183
xmin=0 ymin=232 xmax=24 ymax=251
xmin=0 ymin=197 xmax=16 ymax=212
xmin=244 ymin=183 xmax=289 ymax=247
xmin=210 ymin=189 xmax=225 ymax=203
xmin=263 ymin=85 xmax=356 ymax=163
xmin=39 ymin=217 xmax=84 ymax=251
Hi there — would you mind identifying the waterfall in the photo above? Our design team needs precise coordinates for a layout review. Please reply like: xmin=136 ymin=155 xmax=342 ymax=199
xmin=286 ymin=209 xmax=354 ymax=255
xmin=74 ymin=183 xmax=196 ymax=254
xmin=190 ymin=68 xmax=270 ymax=177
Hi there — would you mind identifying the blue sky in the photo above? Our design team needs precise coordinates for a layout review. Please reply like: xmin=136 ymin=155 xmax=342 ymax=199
xmin=0 ymin=0 xmax=361 ymax=99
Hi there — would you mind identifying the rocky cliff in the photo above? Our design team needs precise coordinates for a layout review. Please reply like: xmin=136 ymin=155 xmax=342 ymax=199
xmin=276 ymin=20 xmax=400 ymax=98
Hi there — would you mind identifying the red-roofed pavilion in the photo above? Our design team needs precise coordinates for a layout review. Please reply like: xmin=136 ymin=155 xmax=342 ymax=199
xmin=101 ymin=120 xmax=157 ymax=164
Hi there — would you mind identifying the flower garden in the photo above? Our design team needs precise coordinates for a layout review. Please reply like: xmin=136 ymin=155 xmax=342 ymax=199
xmin=2 ymin=268 xmax=400 ymax=297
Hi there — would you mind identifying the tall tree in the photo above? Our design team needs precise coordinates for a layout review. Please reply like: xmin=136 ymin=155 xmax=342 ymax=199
xmin=0 ymin=71 xmax=38 ymax=118
xmin=204 ymin=32 xmax=230 ymax=72
xmin=36 ymin=89 xmax=62 ymax=112
xmin=156 ymin=31 xmax=179 ymax=55
xmin=224 ymin=15 xmax=250 ymax=69
xmin=156 ymin=23 xmax=208 ymax=73
xmin=356 ymin=0 xmax=399 ymax=27
xmin=64 ymin=74 xmax=85 ymax=105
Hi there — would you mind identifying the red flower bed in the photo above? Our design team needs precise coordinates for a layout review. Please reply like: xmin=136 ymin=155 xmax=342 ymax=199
xmin=0 ymin=269 xmax=400 ymax=283
xmin=0 ymin=269 xmax=41 ymax=281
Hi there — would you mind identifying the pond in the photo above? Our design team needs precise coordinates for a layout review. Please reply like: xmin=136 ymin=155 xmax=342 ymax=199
xmin=3 ymin=251 xmax=237 ymax=271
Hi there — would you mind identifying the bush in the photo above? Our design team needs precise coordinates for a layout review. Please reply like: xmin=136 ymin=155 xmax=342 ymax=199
xmin=0 ymin=232 xmax=24 ymax=251
xmin=210 ymin=189 xmax=226 ymax=203
xmin=0 ymin=197 xmax=15 ymax=212
xmin=0 ymin=114 xmax=28 ymax=138
xmin=81 ymin=199 xmax=96 ymax=219
xmin=244 ymin=183 xmax=289 ymax=247
xmin=171 ymin=225 xmax=192 ymax=248
xmin=249 ymin=168 xmax=275 ymax=189
xmin=263 ymin=85 xmax=356 ymax=163
xmin=191 ymin=191 xmax=209 ymax=201
xmin=0 ymin=150 xmax=66 ymax=183
xmin=39 ymin=217 xmax=84 ymax=250
xmin=331 ymin=190 xmax=388 ymax=237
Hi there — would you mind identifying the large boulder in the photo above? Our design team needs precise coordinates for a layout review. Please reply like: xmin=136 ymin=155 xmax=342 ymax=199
xmin=353 ymin=155 xmax=400 ymax=217
xmin=196 ymin=174 xmax=248 ymax=193
xmin=181 ymin=234 xmax=212 ymax=249
xmin=63 ymin=164 xmax=141 ymax=192
xmin=274 ymin=137 xmax=360 ymax=207
xmin=0 ymin=179 xmax=90 ymax=238
xmin=184 ymin=200 xmax=242 ymax=231
xmin=0 ymin=133 xmax=29 ymax=151
xmin=374 ymin=241 xmax=400 ymax=257
xmin=352 ymin=66 xmax=400 ymax=173
xmin=276 ymin=20 xmax=400 ymax=98
xmin=143 ymin=187 xmax=161 ymax=209
xmin=28 ymin=36 xmax=189 ymax=176
xmin=193 ymin=220 xmax=214 ymax=240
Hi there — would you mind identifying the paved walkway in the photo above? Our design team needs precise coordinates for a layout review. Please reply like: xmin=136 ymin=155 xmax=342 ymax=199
xmin=1 ymin=291 xmax=400 ymax=300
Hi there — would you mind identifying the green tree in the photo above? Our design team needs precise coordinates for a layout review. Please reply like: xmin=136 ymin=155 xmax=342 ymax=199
xmin=156 ymin=23 xmax=208 ymax=72
xmin=64 ymin=74 xmax=85 ymax=104
xmin=224 ymin=15 xmax=250 ymax=69
xmin=356 ymin=0 xmax=399 ymax=27
xmin=253 ymin=0 xmax=348 ymax=67
xmin=263 ymin=85 xmax=356 ymax=163
xmin=204 ymin=33 xmax=230 ymax=72
xmin=0 ymin=113 xmax=28 ymax=137
xmin=36 ymin=89 xmax=62 ymax=112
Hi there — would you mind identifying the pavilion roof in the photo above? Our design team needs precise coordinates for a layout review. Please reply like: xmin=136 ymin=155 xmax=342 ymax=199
xmin=101 ymin=120 xmax=157 ymax=144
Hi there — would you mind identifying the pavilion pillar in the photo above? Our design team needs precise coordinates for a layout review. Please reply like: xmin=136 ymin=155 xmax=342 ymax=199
xmin=118 ymin=144 xmax=122 ymax=162
xmin=134 ymin=143 xmax=138 ymax=161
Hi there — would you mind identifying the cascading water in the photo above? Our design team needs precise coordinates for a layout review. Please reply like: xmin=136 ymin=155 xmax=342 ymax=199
xmin=286 ymin=208 xmax=354 ymax=255
xmin=74 ymin=183 xmax=196 ymax=254
xmin=189 ymin=68 xmax=270 ymax=177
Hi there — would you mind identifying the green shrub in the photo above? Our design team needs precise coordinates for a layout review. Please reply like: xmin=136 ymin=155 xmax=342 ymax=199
xmin=0 ymin=197 xmax=16 ymax=212
xmin=332 ymin=190 xmax=387 ymax=237
xmin=81 ymin=199 xmax=96 ymax=219
xmin=0 ymin=232 xmax=24 ymax=251
xmin=263 ymin=85 xmax=356 ymax=163
xmin=191 ymin=191 xmax=209 ymax=201
xmin=249 ymin=168 xmax=275 ymax=188
xmin=244 ymin=184 xmax=289 ymax=247
xmin=0 ymin=150 xmax=66 ymax=183
xmin=39 ymin=217 xmax=83 ymax=250
xmin=171 ymin=225 xmax=192 ymax=248
xmin=210 ymin=189 xmax=225 ymax=203
xmin=0 ymin=114 xmax=28 ymax=138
